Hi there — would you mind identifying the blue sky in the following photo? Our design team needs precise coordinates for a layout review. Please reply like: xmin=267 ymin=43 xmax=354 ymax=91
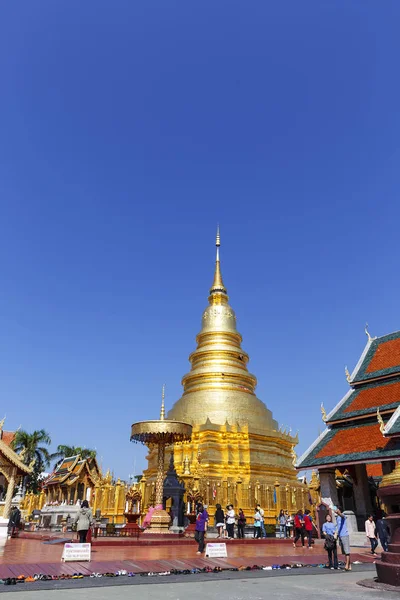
xmin=1 ymin=1 xmax=399 ymax=480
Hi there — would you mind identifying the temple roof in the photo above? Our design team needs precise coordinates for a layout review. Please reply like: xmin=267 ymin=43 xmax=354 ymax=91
xmin=0 ymin=437 xmax=33 ymax=475
xmin=0 ymin=430 xmax=16 ymax=446
xmin=326 ymin=376 xmax=400 ymax=423
xmin=350 ymin=331 xmax=400 ymax=384
xmin=297 ymin=420 xmax=400 ymax=469
xmin=44 ymin=455 xmax=100 ymax=487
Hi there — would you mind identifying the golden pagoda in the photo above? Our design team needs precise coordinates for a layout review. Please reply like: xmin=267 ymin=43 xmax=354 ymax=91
xmin=142 ymin=229 xmax=306 ymax=522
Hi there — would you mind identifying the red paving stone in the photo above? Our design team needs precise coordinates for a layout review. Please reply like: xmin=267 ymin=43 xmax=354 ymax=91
xmin=0 ymin=538 xmax=377 ymax=579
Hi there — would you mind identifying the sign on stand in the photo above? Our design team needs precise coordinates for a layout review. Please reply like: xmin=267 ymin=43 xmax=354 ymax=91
xmin=205 ymin=543 xmax=227 ymax=558
xmin=62 ymin=543 xmax=91 ymax=562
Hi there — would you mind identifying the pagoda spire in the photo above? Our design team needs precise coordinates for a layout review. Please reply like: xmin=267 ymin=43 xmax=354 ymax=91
xmin=209 ymin=226 xmax=227 ymax=300
xmin=160 ymin=384 xmax=166 ymax=421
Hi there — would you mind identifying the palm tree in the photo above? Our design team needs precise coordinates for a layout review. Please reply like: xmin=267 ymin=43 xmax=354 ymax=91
xmin=12 ymin=429 xmax=53 ymax=468
xmin=12 ymin=429 xmax=54 ymax=494
xmin=53 ymin=445 xmax=96 ymax=468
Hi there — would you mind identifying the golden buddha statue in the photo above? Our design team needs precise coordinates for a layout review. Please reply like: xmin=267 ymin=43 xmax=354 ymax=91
xmin=143 ymin=229 xmax=304 ymax=520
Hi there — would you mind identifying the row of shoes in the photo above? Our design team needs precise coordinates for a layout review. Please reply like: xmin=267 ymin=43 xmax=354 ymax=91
xmin=1 ymin=559 xmax=364 ymax=584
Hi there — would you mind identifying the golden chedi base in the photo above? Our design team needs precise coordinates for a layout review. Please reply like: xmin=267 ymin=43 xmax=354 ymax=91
xmin=142 ymin=509 xmax=173 ymax=534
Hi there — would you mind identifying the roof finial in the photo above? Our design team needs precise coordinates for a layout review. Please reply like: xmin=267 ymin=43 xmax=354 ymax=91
xmin=160 ymin=384 xmax=166 ymax=421
xmin=320 ymin=403 xmax=327 ymax=423
xmin=365 ymin=323 xmax=374 ymax=343
xmin=209 ymin=225 xmax=227 ymax=298
xmin=0 ymin=416 xmax=5 ymax=434
xmin=345 ymin=366 xmax=351 ymax=383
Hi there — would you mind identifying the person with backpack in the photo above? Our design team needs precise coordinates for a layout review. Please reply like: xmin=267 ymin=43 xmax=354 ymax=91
xmin=293 ymin=510 xmax=305 ymax=548
xmin=237 ymin=508 xmax=246 ymax=539
xmin=322 ymin=514 xmax=338 ymax=569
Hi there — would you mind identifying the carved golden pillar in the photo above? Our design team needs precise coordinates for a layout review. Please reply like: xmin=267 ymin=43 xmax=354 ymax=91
xmin=93 ymin=483 xmax=100 ymax=513
xmin=4 ymin=467 xmax=17 ymax=519
xmin=236 ymin=478 xmax=243 ymax=509
xmin=114 ymin=479 xmax=121 ymax=523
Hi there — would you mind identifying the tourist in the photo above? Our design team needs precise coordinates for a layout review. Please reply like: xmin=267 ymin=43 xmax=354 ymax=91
xmin=253 ymin=506 xmax=262 ymax=539
xmin=214 ymin=503 xmax=225 ymax=538
xmin=335 ymin=506 xmax=351 ymax=571
xmin=286 ymin=512 xmax=294 ymax=538
xmin=322 ymin=514 xmax=338 ymax=569
xmin=365 ymin=514 xmax=378 ymax=556
xmin=293 ymin=510 xmax=305 ymax=548
xmin=195 ymin=503 xmax=208 ymax=554
xmin=303 ymin=509 xmax=314 ymax=549
xmin=256 ymin=503 xmax=266 ymax=538
xmin=7 ymin=506 xmax=21 ymax=538
xmin=74 ymin=500 xmax=93 ymax=543
xmin=278 ymin=509 xmax=287 ymax=539
xmin=376 ymin=513 xmax=390 ymax=552
xmin=237 ymin=508 xmax=246 ymax=539
xmin=225 ymin=504 xmax=236 ymax=539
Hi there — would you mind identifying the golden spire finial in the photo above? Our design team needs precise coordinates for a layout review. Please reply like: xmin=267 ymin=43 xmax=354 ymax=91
xmin=320 ymin=403 xmax=327 ymax=422
xmin=377 ymin=408 xmax=385 ymax=435
xmin=0 ymin=416 xmax=5 ymax=434
xmin=160 ymin=384 xmax=166 ymax=421
xmin=210 ymin=226 xmax=227 ymax=298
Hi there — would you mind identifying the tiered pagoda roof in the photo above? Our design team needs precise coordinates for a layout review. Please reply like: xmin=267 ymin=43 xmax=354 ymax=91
xmin=297 ymin=330 xmax=400 ymax=470
xmin=44 ymin=455 xmax=100 ymax=488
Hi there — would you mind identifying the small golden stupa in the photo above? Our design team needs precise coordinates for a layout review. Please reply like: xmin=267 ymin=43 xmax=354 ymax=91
xmin=143 ymin=229 xmax=304 ymax=521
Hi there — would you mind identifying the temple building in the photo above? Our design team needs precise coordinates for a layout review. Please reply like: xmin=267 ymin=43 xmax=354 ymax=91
xmin=297 ymin=328 xmax=400 ymax=530
xmin=0 ymin=420 xmax=32 ymax=519
xmin=143 ymin=232 xmax=306 ymax=521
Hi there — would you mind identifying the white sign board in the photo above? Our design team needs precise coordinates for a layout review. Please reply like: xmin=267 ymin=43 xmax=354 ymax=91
xmin=61 ymin=543 xmax=91 ymax=562
xmin=205 ymin=542 xmax=227 ymax=558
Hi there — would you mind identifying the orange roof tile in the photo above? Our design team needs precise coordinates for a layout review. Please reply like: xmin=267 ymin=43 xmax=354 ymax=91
xmin=315 ymin=423 xmax=391 ymax=459
xmin=1 ymin=431 xmax=15 ymax=446
xmin=344 ymin=379 xmax=400 ymax=414
xmin=366 ymin=337 xmax=400 ymax=374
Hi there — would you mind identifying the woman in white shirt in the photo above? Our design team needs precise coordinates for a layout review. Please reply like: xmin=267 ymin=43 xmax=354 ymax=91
xmin=225 ymin=505 xmax=236 ymax=539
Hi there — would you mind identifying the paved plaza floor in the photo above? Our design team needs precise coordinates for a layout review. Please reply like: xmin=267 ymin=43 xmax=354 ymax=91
xmin=0 ymin=536 xmax=377 ymax=579
xmin=0 ymin=571 xmax=396 ymax=600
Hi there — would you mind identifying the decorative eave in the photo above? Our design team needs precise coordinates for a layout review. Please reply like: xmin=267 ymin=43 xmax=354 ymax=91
xmin=0 ymin=439 xmax=32 ymax=474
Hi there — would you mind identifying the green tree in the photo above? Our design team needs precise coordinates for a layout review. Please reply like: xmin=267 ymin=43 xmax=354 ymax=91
xmin=53 ymin=445 xmax=96 ymax=468
xmin=12 ymin=429 xmax=53 ymax=493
